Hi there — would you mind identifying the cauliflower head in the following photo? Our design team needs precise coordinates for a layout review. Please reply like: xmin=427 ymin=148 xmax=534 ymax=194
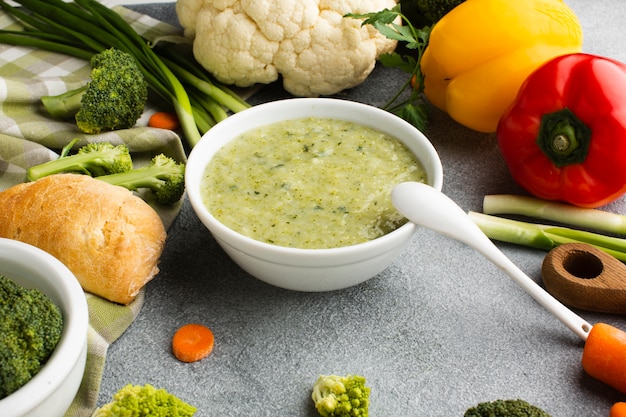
xmin=176 ymin=0 xmax=398 ymax=97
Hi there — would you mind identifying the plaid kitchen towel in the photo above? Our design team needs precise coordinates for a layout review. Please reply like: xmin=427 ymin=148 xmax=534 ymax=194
xmin=0 ymin=6 xmax=187 ymax=417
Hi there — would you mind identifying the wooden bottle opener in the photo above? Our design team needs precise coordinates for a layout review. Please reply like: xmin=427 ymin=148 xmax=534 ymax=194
xmin=542 ymin=242 xmax=626 ymax=314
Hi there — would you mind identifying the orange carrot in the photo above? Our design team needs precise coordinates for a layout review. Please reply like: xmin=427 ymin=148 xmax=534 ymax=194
xmin=582 ymin=323 xmax=626 ymax=394
xmin=610 ymin=402 xmax=626 ymax=417
xmin=148 ymin=111 xmax=180 ymax=131
xmin=172 ymin=323 xmax=214 ymax=363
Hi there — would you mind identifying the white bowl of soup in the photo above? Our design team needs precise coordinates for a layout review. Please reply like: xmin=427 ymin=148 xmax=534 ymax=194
xmin=186 ymin=98 xmax=443 ymax=291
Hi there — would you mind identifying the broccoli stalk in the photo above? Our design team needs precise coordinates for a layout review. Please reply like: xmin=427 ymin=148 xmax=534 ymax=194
xmin=464 ymin=399 xmax=552 ymax=417
xmin=26 ymin=141 xmax=132 ymax=181
xmin=92 ymin=384 xmax=197 ymax=417
xmin=97 ymin=154 xmax=185 ymax=205
xmin=41 ymin=48 xmax=148 ymax=134
xmin=312 ymin=374 xmax=370 ymax=417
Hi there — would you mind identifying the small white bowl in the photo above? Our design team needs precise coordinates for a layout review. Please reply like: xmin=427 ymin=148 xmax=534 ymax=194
xmin=0 ymin=238 xmax=88 ymax=417
xmin=186 ymin=98 xmax=443 ymax=291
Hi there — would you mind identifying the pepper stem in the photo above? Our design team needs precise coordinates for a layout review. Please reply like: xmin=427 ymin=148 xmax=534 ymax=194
xmin=536 ymin=108 xmax=592 ymax=167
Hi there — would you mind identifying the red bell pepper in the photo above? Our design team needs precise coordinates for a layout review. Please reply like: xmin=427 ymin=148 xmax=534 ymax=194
xmin=496 ymin=53 xmax=626 ymax=208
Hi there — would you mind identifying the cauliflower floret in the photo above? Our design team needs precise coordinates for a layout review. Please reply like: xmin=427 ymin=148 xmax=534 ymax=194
xmin=176 ymin=0 xmax=398 ymax=97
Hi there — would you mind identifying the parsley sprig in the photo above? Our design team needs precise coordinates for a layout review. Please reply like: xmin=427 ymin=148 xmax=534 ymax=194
xmin=347 ymin=5 xmax=431 ymax=131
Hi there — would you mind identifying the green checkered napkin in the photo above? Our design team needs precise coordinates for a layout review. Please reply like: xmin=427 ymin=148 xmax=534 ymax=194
xmin=0 ymin=6 xmax=187 ymax=417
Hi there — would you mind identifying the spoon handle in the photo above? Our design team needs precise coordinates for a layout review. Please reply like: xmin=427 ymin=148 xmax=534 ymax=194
xmin=392 ymin=182 xmax=592 ymax=341
xmin=475 ymin=236 xmax=592 ymax=340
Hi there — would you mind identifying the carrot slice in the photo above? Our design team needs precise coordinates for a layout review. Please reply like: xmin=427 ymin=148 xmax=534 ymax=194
xmin=582 ymin=323 xmax=626 ymax=394
xmin=610 ymin=403 xmax=626 ymax=417
xmin=148 ymin=111 xmax=180 ymax=131
xmin=172 ymin=323 xmax=214 ymax=363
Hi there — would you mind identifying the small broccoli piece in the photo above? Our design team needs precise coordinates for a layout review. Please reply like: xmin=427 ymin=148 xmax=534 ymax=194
xmin=97 ymin=153 xmax=185 ymax=205
xmin=311 ymin=374 xmax=370 ymax=417
xmin=41 ymin=48 xmax=148 ymax=134
xmin=464 ymin=399 xmax=552 ymax=417
xmin=27 ymin=141 xmax=133 ymax=181
xmin=0 ymin=275 xmax=63 ymax=399
xmin=413 ymin=0 xmax=466 ymax=25
xmin=92 ymin=384 xmax=197 ymax=417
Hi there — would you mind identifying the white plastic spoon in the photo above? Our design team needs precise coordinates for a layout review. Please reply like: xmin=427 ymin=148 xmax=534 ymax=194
xmin=391 ymin=181 xmax=592 ymax=341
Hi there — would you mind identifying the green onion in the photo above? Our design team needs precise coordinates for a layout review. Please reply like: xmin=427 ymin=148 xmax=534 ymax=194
xmin=0 ymin=0 xmax=250 ymax=148
xmin=468 ymin=211 xmax=626 ymax=261
xmin=483 ymin=194 xmax=626 ymax=236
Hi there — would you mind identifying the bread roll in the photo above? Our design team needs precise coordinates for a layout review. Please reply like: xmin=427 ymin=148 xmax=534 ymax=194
xmin=0 ymin=174 xmax=167 ymax=305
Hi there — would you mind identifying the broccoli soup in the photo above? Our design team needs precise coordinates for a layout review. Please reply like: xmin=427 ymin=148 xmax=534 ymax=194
xmin=201 ymin=117 xmax=427 ymax=249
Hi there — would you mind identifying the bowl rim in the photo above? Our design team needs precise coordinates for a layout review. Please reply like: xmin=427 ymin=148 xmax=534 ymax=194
xmin=186 ymin=97 xmax=443 ymax=259
xmin=0 ymin=238 xmax=88 ymax=415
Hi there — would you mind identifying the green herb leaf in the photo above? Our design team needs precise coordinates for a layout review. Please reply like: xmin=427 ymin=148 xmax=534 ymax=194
xmin=346 ymin=5 xmax=431 ymax=131
xmin=379 ymin=52 xmax=416 ymax=74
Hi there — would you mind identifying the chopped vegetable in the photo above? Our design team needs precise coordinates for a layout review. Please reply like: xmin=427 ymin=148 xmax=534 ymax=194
xmin=175 ymin=0 xmax=398 ymax=97
xmin=468 ymin=211 xmax=626 ymax=261
xmin=92 ymin=384 xmax=197 ymax=417
xmin=464 ymin=399 xmax=551 ymax=417
xmin=0 ymin=275 xmax=63 ymax=399
xmin=41 ymin=48 xmax=148 ymax=134
xmin=346 ymin=5 xmax=431 ymax=131
xmin=610 ymin=402 xmax=626 ymax=417
xmin=0 ymin=0 xmax=250 ymax=147
xmin=149 ymin=111 xmax=181 ymax=131
xmin=311 ymin=374 xmax=370 ymax=417
xmin=497 ymin=53 xmax=626 ymax=207
xmin=171 ymin=323 xmax=215 ymax=363
xmin=582 ymin=323 xmax=626 ymax=394
xmin=98 ymin=154 xmax=186 ymax=205
xmin=27 ymin=141 xmax=132 ymax=181
xmin=482 ymin=195 xmax=626 ymax=236
xmin=420 ymin=0 xmax=583 ymax=133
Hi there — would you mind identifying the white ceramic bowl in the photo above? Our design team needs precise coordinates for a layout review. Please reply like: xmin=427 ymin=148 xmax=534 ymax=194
xmin=186 ymin=98 xmax=443 ymax=291
xmin=0 ymin=238 xmax=88 ymax=417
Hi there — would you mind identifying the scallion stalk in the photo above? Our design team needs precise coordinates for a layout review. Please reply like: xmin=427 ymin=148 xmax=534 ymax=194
xmin=468 ymin=211 xmax=626 ymax=261
xmin=483 ymin=195 xmax=626 ymax=236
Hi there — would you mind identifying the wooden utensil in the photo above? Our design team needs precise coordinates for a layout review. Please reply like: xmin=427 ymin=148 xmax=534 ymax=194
xmin=542 ymin=242 xmax=626 ymax=314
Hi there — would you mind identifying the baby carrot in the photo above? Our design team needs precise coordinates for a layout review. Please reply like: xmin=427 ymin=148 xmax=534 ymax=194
xmin=610 ymin=402 xmax=626 ymax=417
xmin=148 ymin=111 xmax=180 ymax=131
xmin=172 ymin=323 xmax=214 ymax=363
xmin=582 ymin=323 xmax=626 ymax=394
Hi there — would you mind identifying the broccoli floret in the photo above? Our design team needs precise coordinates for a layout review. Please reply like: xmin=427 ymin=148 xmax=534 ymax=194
xmin=27 ymin=141 xmax=133 ymax=181
xmin=311 ymin=374 xmax=370 ymax=417
xmin=41 ymin=48 xmax=148 ymax=134
xmin=0 ymin=275 xmax=63 ymax=399
xmin=92 ymin=384 xmax=197 ymax=417
xmin=464 ymin=399 xmax=552 ymax=417
xmin=410 ymin=0 xmax=465 ymax=25
xmin=97 ymin=153 xmax=185 ymax=205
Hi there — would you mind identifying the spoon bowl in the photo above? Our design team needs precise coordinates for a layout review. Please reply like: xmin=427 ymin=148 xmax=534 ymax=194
xmin=542 ymin=242 xmax=626 ymax=314
xmin=391 ymin=181 xmax=592 ymax=340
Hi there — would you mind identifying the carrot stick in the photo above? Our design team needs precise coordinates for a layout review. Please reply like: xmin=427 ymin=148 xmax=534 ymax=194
xmin=582 ymin=323 xmax=626 ymax=394
xmin=148 ymin=111 xmax=181 ymax=131
xmin=172 ymin=323 xmax=214 ymax=363
xmin=610 ymin=402 xmax=626 ymax=417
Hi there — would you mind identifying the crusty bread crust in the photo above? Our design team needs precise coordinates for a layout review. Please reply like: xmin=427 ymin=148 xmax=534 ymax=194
xmin=0 ymin=174 xmax=167 ymax=305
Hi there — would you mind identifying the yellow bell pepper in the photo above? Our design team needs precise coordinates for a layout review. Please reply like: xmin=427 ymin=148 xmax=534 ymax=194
xmin=420 ymin=0 xmax=583 ymax=133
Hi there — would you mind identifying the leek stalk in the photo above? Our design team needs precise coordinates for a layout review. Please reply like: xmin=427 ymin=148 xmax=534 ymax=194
xmin=468 ymin=211 xmax=626 ymax=261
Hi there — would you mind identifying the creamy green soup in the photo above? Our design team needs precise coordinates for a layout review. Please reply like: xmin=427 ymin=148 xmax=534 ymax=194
xmin=201 ymin=117 xmax=427 ymax=249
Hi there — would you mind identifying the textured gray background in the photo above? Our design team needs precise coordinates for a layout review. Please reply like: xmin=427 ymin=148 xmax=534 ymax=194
xmin=102 ymin=2 xmax=626 ymax=415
